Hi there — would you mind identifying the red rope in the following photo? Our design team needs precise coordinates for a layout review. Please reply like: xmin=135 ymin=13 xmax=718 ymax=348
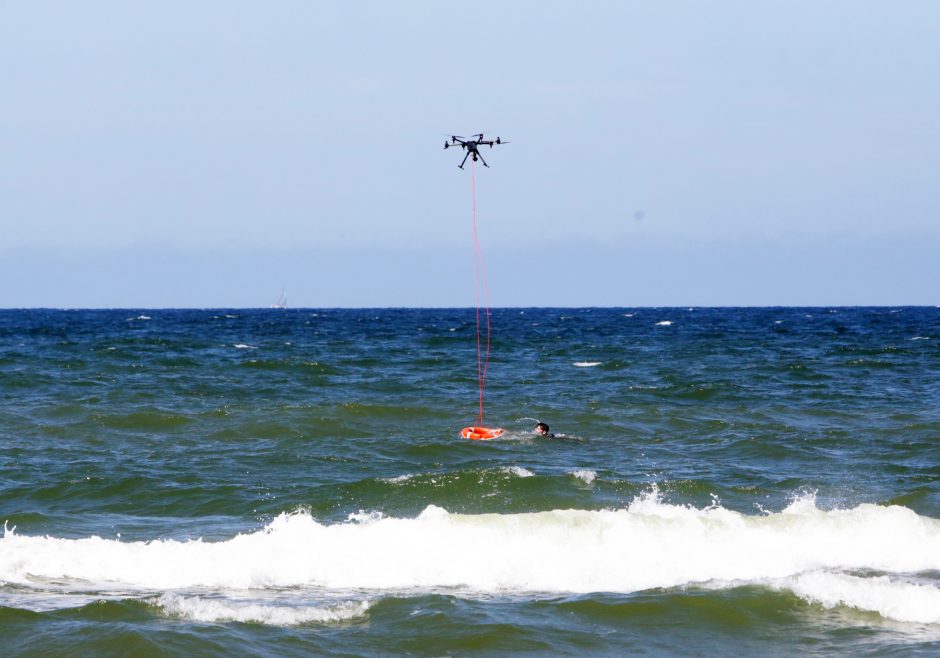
xmin=470 ymin=158 xmax=492 ymax=425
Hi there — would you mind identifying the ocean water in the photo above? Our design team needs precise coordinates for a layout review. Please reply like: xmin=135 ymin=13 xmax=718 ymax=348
xmin=1 ymin=307 xmax=939 ymax=656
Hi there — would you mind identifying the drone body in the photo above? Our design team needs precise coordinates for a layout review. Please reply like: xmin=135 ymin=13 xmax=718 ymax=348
xmin=444 ymin=133 xmax=508 ymax=169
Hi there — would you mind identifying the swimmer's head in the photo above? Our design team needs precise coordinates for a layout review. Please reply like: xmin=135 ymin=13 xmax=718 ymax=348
xmin=535 ymin=422 xmax=551 ymax=436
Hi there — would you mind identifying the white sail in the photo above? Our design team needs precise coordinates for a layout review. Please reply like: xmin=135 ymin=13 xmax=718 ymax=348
xmin=270 ymin=287 xmax=287 ymax=309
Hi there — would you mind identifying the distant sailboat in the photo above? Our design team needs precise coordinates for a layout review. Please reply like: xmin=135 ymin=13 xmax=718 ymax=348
xmin=270 ymin=287 xmax=288 ymax=309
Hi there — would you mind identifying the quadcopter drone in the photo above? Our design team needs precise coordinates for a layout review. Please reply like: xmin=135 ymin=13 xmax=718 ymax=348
xmin=443 ymin=133 xmax=509 ymax=169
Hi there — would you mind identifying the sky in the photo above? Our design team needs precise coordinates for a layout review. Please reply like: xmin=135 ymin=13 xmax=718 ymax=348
xmin=2 ymin=1 xmax=939 ymax=307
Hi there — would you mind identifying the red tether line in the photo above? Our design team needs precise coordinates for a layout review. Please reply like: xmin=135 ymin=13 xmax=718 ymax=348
xmin=470 ymin=158 xmax=492 ymax=425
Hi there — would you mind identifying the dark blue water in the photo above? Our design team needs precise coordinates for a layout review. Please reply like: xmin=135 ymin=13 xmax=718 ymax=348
xmin=1 ymin=307 xmax=939 ymax=656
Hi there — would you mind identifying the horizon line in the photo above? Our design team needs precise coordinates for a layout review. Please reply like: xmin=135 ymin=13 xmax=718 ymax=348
xmin=1 ymin=305 xmax=936 ymax=311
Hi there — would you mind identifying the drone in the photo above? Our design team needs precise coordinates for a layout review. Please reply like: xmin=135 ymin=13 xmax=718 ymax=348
xmin=444 ymin=133 xmax=508 ymax=169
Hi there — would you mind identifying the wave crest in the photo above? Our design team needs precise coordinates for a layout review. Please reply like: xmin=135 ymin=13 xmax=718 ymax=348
xmin=3 ymin=496 xmax=940 ymax=623
xmin=156 ymin=593 xmax=371 ymax=626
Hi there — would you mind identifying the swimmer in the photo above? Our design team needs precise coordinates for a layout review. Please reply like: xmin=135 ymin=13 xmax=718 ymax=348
xmin=534 ymin=422 xmax=554 ymax=438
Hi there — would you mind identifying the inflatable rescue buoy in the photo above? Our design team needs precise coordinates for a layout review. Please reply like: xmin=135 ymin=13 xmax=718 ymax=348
xmin=460 ymin=426 xmax=505 ymax=440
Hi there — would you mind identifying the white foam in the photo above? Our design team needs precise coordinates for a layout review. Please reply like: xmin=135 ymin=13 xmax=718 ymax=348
xmin=503 ymin=466 xmax=534 ymax=478
xmin=233 ymin=344 xmax=256 ymax=349
xmin=156 ymin=593 xmax=371 ymax=626
xmin=573 ymin=361 xmax=601 ymax=367
xmin=655 ymin=320 xmax=672 ymax=326
xmin=346 ymin=510 xmax=386 ymax=524
xmin=0 ymin=591 xmax=110 ymax=612
xmin=570 ymin=470 xmax=597 ymax=484
xmin=383 ymin=474 xmax=413 ymax=484
xmin=3 ymin=496 xmax=940 ymax=625
xmin=911 ymin=337 xmax=930 ymax=341
xmin=776 ymin=571 xmax=940 ymax=625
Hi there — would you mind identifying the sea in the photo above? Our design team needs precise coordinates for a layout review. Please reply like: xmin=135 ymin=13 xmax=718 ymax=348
xmin=1 ymin=307 xmax=939 ymax=657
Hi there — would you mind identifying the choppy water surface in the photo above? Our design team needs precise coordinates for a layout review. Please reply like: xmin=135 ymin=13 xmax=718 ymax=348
xmin=1 ymin=307 xmax=939 ymax=656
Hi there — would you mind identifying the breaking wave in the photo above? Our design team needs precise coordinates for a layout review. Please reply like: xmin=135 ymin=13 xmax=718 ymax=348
xmin=156 ymin=593 xmax=371 ymax=625
xmin=3 ymin=493 xmax=939 ymax=624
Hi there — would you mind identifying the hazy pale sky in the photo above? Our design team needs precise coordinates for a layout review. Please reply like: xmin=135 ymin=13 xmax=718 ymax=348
xmin=2 ymin=1 xmax=938 ymax=307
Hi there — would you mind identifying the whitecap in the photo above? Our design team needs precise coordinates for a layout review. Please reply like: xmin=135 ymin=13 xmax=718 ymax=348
xmin=3 ymin=499 xmax=939 ymax=598
xmin=347 ymin=510 xmax=386 ymax=524
xmin=503 ymin=466 xmax=534 ymax=478
xmin=233 ymin=344 xmax=257 ymax=350
xmin=573 ymin=362 xmax=601 ymax=367
xmin=655 ymin=321 xmax=672 ymax=326
xmin=157 ymin=593 xmax=371 ymax=626
xmin=775 ymin=571 xmax=940 ymax=625
xmin=570 ymin=470 xmax=597 ymax=484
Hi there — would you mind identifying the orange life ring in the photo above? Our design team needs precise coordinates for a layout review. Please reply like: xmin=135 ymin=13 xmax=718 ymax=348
xmin=460 ymin=426 xmax=505 ymax=440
